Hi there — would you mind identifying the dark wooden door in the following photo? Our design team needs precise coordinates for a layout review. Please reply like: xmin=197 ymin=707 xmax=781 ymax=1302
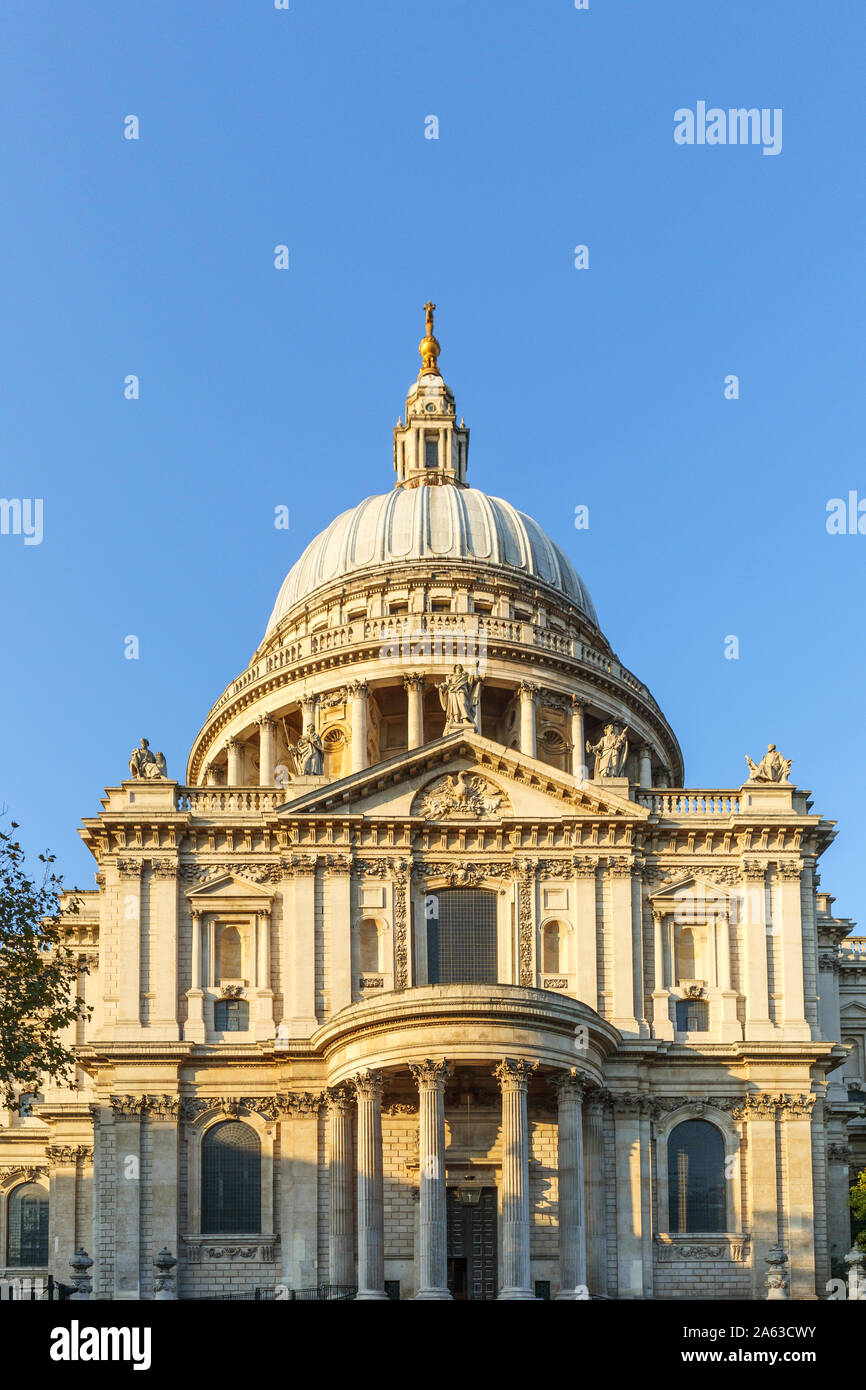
xmin=446 ymin=1188 xmax=497 ymax=1300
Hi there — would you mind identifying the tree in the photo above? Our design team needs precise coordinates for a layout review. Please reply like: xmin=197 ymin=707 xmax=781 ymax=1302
xmin=0 ymin=822 xmax=91 ymax=1110
xmin=850 ymin=1168 xmax=866 ymax=1254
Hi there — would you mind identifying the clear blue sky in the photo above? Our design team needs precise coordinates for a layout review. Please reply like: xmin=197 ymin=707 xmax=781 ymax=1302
xmin=1 ymin=1 xmax=863 ymax=925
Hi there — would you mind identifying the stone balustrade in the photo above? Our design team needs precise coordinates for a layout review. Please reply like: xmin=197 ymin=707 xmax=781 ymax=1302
xmin=637 ymin=789 xmax=741 ymax=816
xmin=839 ymin=936 xmax=866 ymax=960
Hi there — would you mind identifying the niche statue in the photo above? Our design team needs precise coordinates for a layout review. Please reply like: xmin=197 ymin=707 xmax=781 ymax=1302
xmin=290 ymin=726 xmax=324 ymax=776
xmin=586 ymin=722 xmax=628 ymax=779
xmin=437 ymin=664 xmax=482 ymax=734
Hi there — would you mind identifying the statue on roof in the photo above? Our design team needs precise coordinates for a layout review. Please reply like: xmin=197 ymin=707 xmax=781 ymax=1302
xmin=745 ymin=743 xmax=792 ymax=784
xmin=437 ymin=663 xmax=481 ymax=733
xmin=128 ymin=738 xmax=168 ymax=780
xmin=586 ymin=722 xmax=628 ymax=779
xmin=290 ymin=725 xmax=324 ymax=777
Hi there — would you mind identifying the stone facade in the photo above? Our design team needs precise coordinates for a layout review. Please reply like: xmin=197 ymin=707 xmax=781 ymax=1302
xmin=2 ymin=313 xmax=864 ymax=1300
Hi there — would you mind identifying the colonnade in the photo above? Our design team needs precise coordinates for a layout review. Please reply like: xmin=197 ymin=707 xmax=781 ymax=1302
xmin=326 ymin=1060 xmax=589 ymax=1301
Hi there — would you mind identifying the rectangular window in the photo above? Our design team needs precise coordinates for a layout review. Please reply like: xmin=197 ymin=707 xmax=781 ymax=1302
xmin=427 ymin=889 xmax=497 ymax=985
xmin=675 ymin=998 xmax=708 ymax=1032
xmin=425 ymin=436 xmax=439 ymax=469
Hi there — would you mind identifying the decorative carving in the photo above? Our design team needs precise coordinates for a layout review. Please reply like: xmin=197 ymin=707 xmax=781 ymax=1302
xmin=732 ymin=1093 xmax=816 ymax=1121
xmin=543 ymin=977 xmax=568 ymax=989
xmin=493 ymin=1058 xmax=538 ymax=1089
xmin=827 ymin=1143 xmax=853 ymax=1163
xmin=325 ymin=1086 xmax=354 ymax=1114
xmin=573 ymin=856 xmax=598 ymax=880
xmin=550 ymin=1068 xmax=592 ymax=1102
xmin=403 ymin=672 xmax=426 ymax=693
xmin=352 ymin=1069 xmax=384 ymax=1101
xmin=436 ymin=664 xmax=482 ymax=733
xmin=116 ymin=858 xmax=144 ymax=880
xmin=745 ymin=744 xmax=792 ymax=784
xmin=408 ymin=1059 xmax=452 ymax=1091
xmin=46 ymin=1145 xmax=93 ymax=1166
xmin=150 ymin=858 xmax=177 ymax=879
xmin=289 ymin=726 xmax=324 ymax=776
xmin=586 ymin=722 xmax=628 ymax=778
xmin=110 ymin=1095 xmax=182 ymax=1120
xmin=394 ymin=869 xmax=409 ymax=990
xmin=412 ymin=771 xmax=505 ymax=821
xmin=776 ymin=861 xmax=803 ymax=881
xmin=514 ymin=859 xmax=535 ymax=987
xmin=651 ymin=1095 xmax=743 ymax=1120
xmin=383 ymin=1102 xmax=419 ymax=1116
xmin=0 ymin=1164 xmax=48 ymax=1187
xmin=128 ymin=737 xmax=168 ymax=780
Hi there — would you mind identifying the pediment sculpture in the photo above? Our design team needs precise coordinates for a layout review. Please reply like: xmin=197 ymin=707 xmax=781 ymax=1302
xmin=412 ymin=770 xmax=507 ymax=820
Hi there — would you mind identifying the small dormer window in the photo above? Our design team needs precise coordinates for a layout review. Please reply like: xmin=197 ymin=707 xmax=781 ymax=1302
xmin=424 ymin=436 xmax=439 ymax=468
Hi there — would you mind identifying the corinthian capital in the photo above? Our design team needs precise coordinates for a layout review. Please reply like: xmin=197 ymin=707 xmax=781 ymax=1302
xmin=351 ymin=1068 xmax=384 ymax=1101
xmin=403 ymin=672 xmax=426 ymax=692
xmin=408 ymin=1059 xmax=452 ymax=1091
xmin=549 ymin=1068 xmax=592 ymax=1103
xmin=494 ymin=1058 xmax=538 ymax=1090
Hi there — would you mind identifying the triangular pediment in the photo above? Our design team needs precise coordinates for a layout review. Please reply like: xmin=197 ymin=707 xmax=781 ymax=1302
xmin=649 ymin=874 xmax=734 ymax=906
xmin=185 ymin=872 xmax=274 ymax=903
xmin=276 ymin=730 xmax=649 ymax=821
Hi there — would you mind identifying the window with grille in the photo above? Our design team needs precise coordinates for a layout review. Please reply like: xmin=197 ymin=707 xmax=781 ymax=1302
xmin=667 ymin=1120 xmax=726 ymax=1233
xmin=424 ymin=436 xmax=439 ymax=468
xmin=675 ymin=998 xmax=708 ymax=1032
xmin=214 ymin=998 xmax=250 ymax=1032
xmin=201 ymin=1121 xmax=261 ymax=1234
xmin=426 ymin=888 xmax=497 ymax=985
xmin=7 ymin=1183 xmax=49 ymax=1266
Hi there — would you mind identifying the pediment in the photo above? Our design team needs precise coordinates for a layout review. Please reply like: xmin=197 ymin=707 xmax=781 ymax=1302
xmin=185 ymin=871 xmax=274 ymax=904
xmin=277 ymin=730 xmax=649 ymax=821
xmin=649 ymin=874 xmax=734 ymax=906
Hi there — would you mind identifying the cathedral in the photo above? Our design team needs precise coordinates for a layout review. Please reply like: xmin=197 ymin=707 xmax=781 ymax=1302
xmin=1 ymin=307 xmax=864 ymax=1301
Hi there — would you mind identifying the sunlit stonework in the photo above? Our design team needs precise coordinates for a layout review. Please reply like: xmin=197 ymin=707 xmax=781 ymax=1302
xmin=2 ymin=309 xmax=864 ymax=1301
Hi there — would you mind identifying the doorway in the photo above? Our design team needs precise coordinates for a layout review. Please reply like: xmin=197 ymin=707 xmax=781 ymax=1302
xmin=446 ymin=1187 xmax=497 ymax=1300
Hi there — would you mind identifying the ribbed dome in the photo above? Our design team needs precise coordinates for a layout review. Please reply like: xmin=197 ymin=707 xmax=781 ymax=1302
xmin=265 ymin=485 xmax=598 ymax=636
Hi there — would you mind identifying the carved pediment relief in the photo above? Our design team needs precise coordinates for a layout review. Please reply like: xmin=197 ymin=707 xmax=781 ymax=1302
xmin=411 ymin=771 xmax=509 ymax=821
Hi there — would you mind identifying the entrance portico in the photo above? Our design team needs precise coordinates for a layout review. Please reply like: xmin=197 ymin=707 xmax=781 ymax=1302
xmin=315 ymin=983 xmax=619 ymax=1301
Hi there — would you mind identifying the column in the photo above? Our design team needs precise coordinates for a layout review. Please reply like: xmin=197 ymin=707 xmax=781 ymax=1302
xmin=352 ymin=1069 xmax=388 ymax=1299
xmin=327 ymin=1087 xmax=355 ymax=1288
xmin=225 ymin=738 xmax=242 ymax=785
xmin=115 ymin=863 xmax=142 ymax=1037
xmin=742 ymin=863 xmax=773 ymax=1037
xmin=150 ymin=1109 xmax=179 ymax=1288
xmin=777 ymin=865 xmax=811 ymax=1039
xmin=257 ymin=714 xmax=276 ymax=786
xmin=551 ymin=1070 xmax=587 ymax=1298
xmin=253 ymin=908 xmax=274 ymax=1039
xmin=350 ymin=681 xmax=369 ymax=773
xmin=149 ymin=862 xmax=180 ymax=1039
xmin=570 ymin=698 xmax=586 ymax=778
xmin=613 ymin=1096 xmax=649 ymax=1298
xmin=404 ymin=673 xmax=425 ymax=750
xmin=715 ymin=908 xmax=741 ymax=1040
xmin=784 ymin=1102 xmax=817 ymax=1299
xmin=494 ymin=1058 xmax=537 ymax=1300
xmin=113 ymin=1109 xmax=141 ymax=1299
xmin=280 ymin=1097 xmax=321 ymax=1290
xmin=329 ymin=865 xmax=353 ymax=1015
xmin=583 ymin=1089 xmax=609 ymax=1296
xmin=743 ymin=1097 xmax=779 ymax=1298
xmin=519 ymin=683 xmax=537 ymax=759
xmin=47 ymin=1149 xmax=78 ymax=1286
xmin=287 ymin=858 xmax=318 ymax=1035
xmin=608 ymin=861 xmax=640 ymax=1034
xmin=651 ymin=910 xmax=674 ymax=1039
xmin=573 ymin=859 xmax=598 ymax=1012
xmin=409 ymin=1059 xmax=452 ymax=1299
xmin=638 ymin=744 xmax=652 ymax=789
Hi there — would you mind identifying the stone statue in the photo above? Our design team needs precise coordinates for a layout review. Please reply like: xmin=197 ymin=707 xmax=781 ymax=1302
xmin=128 ymin=738 xmax=168 ymax=780
xmin=745 ymin=743 xmax=792 ymax=784
xmin=586 ymin=722 xmax=628 ymax=779
xmin=290 ymin=725 xmax=324 ymax=776
xmin=437 ymin=664 xmax=481 ymax=733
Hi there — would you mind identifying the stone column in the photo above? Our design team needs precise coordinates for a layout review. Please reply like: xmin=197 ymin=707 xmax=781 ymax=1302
xmin=638 ymin=744 xmax=653 ymax=789
xmin=742 ymin=1096 xmax=780 ymax=1298
xmin=613 ymin=1094 xmax=651 ymax=1298
xmin=185 ymin=911 xmax=205 ymax=1044
xmin=551 ymin=1070 xmax=587 ymax=1298
xmin=257 ymin=714 xmax=275 ymax=786
xmin=225 ymin=738 xmax=242 ymax=785
xmin=573 ymin=857 xmax=598 ymax=1011
xmin=404 ymin=673 xmax=425 ymax=750
xmin=494 ymin=1058 xmax=537 ymax=1300
xmin=327 ymin=1087 xmax=355 ymax=1288
xmin=350 ymin=681 xmax=369 ymax=773
xmin=570 ymin=698 xmax=586 ymax=778
xmin=608 ymin=860 xmax=640 ymax=1034
xmin=518 ymin=683 xmax=537 ymax=759
xmin=783 ymin=1099 xmax=817 ymax=1299
xmin=409 ymin=1059 xmax=452 ymax=1299
xmin=777 ymin=864 xmax=810 ymax=1039
xmin=253 ymin=909 xmax=274 ymax=1039
xmin=280 ymin=1096 xmax=321 ymax=1291
xmin=352 ymin=1069 xmax=388 ymax=1300
xmin=742 ymin=862 xmax=773 ymax=1037
xmin=583 ymin=1088 xmax=609 ymax=1296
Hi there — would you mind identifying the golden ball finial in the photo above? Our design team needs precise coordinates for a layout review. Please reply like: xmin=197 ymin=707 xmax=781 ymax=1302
xmin=418 ymin=299 xmax=441 ymax=375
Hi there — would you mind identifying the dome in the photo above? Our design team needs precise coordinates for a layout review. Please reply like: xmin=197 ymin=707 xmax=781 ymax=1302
xmin=264 ymin=484 xmax=598 ymax=637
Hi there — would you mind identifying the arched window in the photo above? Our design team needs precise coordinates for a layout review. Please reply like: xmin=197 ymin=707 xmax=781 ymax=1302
xmin=7 ymin=1183 xmax=49 ymax=1267
xmin=201 ymin=1121 xmax=261 ymax=1234
xmin=219 ymin=925 xmax=243 ymax=981
xmin=542 ymin=921 xmax=565 ymax=975
xmin=667 ymin=1120 xmax=726 ymax=1234
xmin=214 ymin=998 xmax=250 ymax=1032
xmin=359 ymin=919 xmax=380 ymax=973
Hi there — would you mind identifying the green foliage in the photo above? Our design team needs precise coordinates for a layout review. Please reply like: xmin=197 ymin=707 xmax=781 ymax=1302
xmin=849 ymin=1168 xmax=866 ymax=1253
xmin=0 ymin=822 xmax=91 ymax=1109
